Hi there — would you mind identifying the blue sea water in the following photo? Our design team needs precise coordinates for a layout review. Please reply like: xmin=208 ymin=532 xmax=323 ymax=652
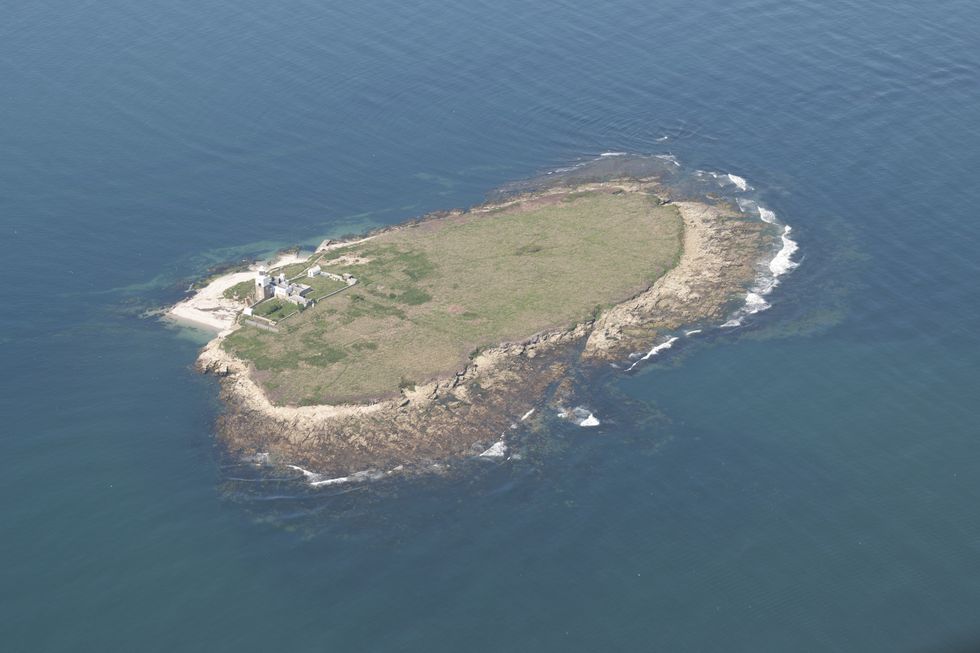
xmin=3 ymin=0 xmax=980 ymax=650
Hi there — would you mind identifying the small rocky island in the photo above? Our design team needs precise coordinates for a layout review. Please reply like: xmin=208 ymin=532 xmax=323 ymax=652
xmin=170 ymin=168 xmax=782 ymax=484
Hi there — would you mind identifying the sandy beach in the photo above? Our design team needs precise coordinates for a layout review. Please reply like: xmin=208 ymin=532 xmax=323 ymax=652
xmin=165 ymin=251 xmax=310 ymax=333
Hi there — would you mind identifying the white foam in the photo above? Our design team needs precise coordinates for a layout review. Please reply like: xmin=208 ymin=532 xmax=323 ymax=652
xmin=579 ymin=413 xmax=601 ymax=427
xmin=309 ymin=475 xmax=351 ymax=487
xmin=753 ymin=207 xmax=798 ymax=278
xmin=479 ymin=440 xmax=508 ymax=458
xmin=287 ymin=464 xmax=335 ymax=486
xmin=288 ymin=464 xmax=382 ymax=487
xmin=770 ymin=225 xmax=800 ymax=277
xmin=626 ymin=336 xmax=679 ymax=371
xmin=312 ymin=469 xmax=383 ymax=487
xmin=718 ymin=205 xmax=799 ymax=327
xmin=548 ymin=160 xmax=591 ymax=175
xmin=520 ymin=408 xmax=535 ymax=421
xmin=703 ymin=170 xmax=750 ymax=191
xmin=600 ymin=151 xmax=626 ymax=157
xmin=736 ymin=197 xmax=754 ymax=213
xmin=287 ymin=464 xmax=319 ymax=480
xmin=744 ymin=292 xmax=772 ymax=314
xmin=569 ymin=407 xmax=601 ymax=427
xmin=758 ymin=206 xmax=778 ymax=224
xmin=655 ymin=154 xmax=681 ymax=167
xmin=685 ymin=329 xmax=702 ymax=336
xmin=728 ymin=174 xmax=749 ymax=191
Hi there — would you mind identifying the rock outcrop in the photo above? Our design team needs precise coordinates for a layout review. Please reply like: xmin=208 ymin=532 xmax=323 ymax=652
xmin=198 ymin=190 xmax=772 ymax=477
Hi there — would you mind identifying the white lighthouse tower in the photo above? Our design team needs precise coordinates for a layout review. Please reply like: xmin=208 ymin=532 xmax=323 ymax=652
xmin=254 ymin=266 xmax=272 ymax=301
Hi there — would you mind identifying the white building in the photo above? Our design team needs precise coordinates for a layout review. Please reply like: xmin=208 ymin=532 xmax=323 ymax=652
xmin=251 ymin=266 xmax=315 ymax=314
xmin=254 ymin=269 xmax=273 ymax=301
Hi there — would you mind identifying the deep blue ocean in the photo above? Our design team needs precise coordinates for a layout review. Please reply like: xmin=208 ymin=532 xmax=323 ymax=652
xmin=3 ymin=1 xmax=980 ymax=650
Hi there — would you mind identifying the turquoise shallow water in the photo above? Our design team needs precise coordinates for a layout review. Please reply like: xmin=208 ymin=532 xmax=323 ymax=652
xmin=3 ymin=0 xmax=980 ymax=651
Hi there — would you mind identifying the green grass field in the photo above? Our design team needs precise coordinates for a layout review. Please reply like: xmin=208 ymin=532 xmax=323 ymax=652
xmin=222 ymin=279 xmax=255 ymax=300
xmin=305 ymin=275 xmax=349 ymax=298
xmin=223 ymin=188 xmax=683 ymax=404
xmin=252 ymin=299 xmax=298 ymax=321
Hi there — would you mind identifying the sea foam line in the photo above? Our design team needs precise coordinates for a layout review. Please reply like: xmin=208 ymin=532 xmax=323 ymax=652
xmin=722 ymin=204 xmax=799 ymax=327
xmin=622 ymin=169 xmax=799 ymax=363
xmin=286 ymin=464 xmax=383 ymax=487
xmin=699 ymin=170 xmax=752 ymax=192
xmin=728 ymin=174 xmax=750 ymax=191
xmin=626 ymin=336 xmax=679 ymax=371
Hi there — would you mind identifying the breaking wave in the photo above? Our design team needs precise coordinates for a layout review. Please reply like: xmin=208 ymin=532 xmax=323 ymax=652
xmin=572 ymin=407 xmax=601 ymax=427
xmin=627 ymin=336 xmax=679 ymax=371
xmin=479 ymin=439 xmax=508 ymax=458
xmin=286 ymin=464 xmax=384 ymax=487
xmin=728 ymin=174 xmax=749 ymax=191
xmin=721 ymin=204 xmax=799 ymax=327
xmin=562 ymin=155 xmax=802 ymax=367
xmin=770 ymin=224 xmax=800 ymax=276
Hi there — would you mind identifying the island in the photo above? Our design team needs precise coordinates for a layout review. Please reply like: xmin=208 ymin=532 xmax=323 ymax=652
xmin=169 ymin=176 xmax=776 ymax=484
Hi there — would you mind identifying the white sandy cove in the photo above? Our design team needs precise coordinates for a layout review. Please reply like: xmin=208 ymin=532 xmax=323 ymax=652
xmin=166 ymin=251 xmax=310 ymax=333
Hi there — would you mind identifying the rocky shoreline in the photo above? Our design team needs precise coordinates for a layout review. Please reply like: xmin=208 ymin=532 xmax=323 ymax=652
xmin=194 ymin=189 xmax=773 ymax=479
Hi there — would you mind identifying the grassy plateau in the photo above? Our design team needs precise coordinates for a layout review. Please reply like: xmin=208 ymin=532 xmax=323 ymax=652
xmin=223 ymin=188 xmax=683 ymax=405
